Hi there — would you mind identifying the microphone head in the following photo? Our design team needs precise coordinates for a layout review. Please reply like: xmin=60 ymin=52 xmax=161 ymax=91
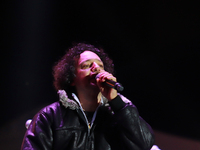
xmin=95 ymin=74 xmax=100 ymax=79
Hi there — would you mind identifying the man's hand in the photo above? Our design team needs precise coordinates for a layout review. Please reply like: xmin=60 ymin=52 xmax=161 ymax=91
xmin=96 ymin=71 xmax=118 ymax=101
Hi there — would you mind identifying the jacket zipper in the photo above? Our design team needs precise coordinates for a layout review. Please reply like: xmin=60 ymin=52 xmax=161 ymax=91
xmin=72 ymin=93 xmax=102 ymax=135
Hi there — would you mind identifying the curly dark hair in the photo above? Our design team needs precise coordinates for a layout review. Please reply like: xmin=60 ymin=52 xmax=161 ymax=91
xmin=53 ymin=43 xmax=114 ymax=93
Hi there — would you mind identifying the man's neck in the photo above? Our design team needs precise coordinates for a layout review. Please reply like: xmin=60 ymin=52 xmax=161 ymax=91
xmin=77 ymin=90 xmax=101 ymax=112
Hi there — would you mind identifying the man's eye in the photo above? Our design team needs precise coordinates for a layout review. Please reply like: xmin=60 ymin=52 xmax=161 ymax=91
xmin=82 ymin=64 xmax=90 ymax=69
xmin=99 ymin=64 xmax=104 ymax=68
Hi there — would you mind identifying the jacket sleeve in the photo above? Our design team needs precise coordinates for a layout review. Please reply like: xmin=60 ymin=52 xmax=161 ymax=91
xmin=108 ymin=95 xmax=155 ymax=150
xmin=21 ymin=107 xmax=54 ymax=150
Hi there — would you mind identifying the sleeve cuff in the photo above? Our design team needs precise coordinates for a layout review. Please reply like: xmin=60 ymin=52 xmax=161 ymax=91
xmin=108 ymin=95 xmax=126 ymax=112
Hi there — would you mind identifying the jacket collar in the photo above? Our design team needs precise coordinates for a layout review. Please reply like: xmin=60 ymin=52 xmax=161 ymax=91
xmin=58 ymin=90 xmax=108 ymax=110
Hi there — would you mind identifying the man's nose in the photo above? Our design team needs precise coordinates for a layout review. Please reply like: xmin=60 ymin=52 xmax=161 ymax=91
xmin=91 ymin=62 xmax=101 ymax=73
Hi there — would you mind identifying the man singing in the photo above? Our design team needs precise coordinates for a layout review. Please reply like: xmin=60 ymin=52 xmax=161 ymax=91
xmin=21 ymin=43 xmax=155 ymax=150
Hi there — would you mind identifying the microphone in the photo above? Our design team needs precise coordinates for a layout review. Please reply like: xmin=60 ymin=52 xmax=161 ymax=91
xmin=95 ymin=74 xmax=124 ymax=92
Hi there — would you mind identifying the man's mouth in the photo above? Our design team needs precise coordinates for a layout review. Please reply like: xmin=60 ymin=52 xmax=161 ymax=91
xmin=89 ymin=74 xmax=98 ymax=85
xmin=90 ymin=78 xmax=97 ymax=84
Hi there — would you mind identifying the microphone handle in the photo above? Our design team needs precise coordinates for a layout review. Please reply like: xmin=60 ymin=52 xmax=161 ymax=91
xmin=103 ymin=79 xmax=124 ymax=92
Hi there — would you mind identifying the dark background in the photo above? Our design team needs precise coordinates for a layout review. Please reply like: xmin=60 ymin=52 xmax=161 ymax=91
xmin=1 ymin=1 xmax=200 ymax=149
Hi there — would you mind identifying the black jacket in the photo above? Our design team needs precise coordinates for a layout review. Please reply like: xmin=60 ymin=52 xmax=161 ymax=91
xmin=21 ymin=93 xmax=154 ymax=150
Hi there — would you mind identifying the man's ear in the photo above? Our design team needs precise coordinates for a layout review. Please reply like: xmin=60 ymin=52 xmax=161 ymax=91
xmin=70 ymin=71 xmax=76 ymax=86
xmin=70 ymin=78 xmax=75 ymax=86
xmin=71 ymin=81 xmax=75 ymax=86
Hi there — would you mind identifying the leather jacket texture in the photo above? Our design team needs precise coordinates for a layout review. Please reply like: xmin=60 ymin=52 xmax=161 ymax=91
xmin=21 ymin=93 xmax=155 ymax=150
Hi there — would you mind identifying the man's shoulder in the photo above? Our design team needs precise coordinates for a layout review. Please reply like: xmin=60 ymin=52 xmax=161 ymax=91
xmin=39 ymin=101 xmax=62 ymax=114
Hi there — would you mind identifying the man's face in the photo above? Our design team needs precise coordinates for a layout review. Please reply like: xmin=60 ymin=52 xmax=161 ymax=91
xmin=73 ymin=51 xmax=104 ymax=91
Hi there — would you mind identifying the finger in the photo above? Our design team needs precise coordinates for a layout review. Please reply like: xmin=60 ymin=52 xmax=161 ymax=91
xmin=105 ymin=74 xmax=116 ymax=82
xmin=97 ymin=72 xmax=108 ymax=82
xmin=98 ymin=72 xmax=116 ymax=82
